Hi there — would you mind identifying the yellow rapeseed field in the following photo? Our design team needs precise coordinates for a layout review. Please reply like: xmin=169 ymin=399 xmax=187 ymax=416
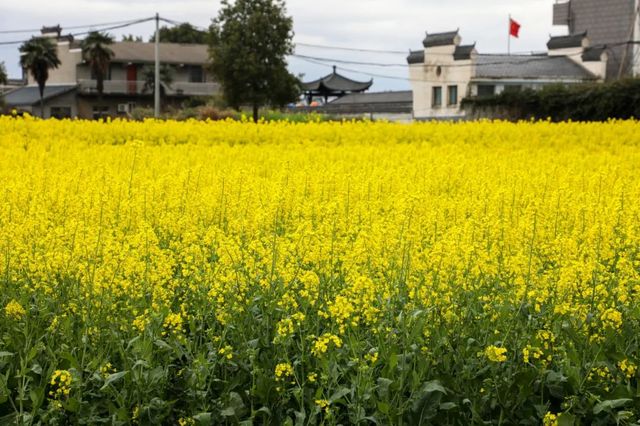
xmin=1 ymin=115 xmax=639 ymax=424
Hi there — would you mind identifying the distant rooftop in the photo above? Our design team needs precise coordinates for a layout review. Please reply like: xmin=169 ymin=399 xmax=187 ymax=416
xmin=330 ymin=90 xmax=412 ymax=105
xmin=3 ymin=85 xmax=76 ymax=107
xmin=474 ymin=54 xmax=596 ymax=80
xmin=108 ymin=42 xmax=209 ymax=65
xmin=302 ymin=67 xmax=373 ymax=93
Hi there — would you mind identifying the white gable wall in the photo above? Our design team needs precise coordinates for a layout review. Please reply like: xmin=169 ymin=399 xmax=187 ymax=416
xmin=410 ymin=44 xmax=473 ymax=120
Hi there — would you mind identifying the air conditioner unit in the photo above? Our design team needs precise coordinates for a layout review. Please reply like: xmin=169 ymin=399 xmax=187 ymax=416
xmin=117 ymin=104 xmax=128 ymax=113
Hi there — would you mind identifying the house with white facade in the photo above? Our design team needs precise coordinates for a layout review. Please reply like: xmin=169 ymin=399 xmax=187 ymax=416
xmin=407 ymin=30 xmax=607 ymax=120
xmin=3 ymin=25 xmax=218 ymax=119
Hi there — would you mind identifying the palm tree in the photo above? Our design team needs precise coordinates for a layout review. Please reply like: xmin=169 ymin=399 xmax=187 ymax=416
xmin=19 ymin=37 xmax=61 ymax=117
xmin=81 ymin=32 xmax=114 ymax=100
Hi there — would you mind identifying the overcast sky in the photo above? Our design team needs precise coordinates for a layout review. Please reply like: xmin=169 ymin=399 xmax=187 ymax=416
xmin=0 ymin=0 xmax=566 ymax=91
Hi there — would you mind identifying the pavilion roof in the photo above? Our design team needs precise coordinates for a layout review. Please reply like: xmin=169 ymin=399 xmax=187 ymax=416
xmin=302 ymin=67 xmax=373 ymax=93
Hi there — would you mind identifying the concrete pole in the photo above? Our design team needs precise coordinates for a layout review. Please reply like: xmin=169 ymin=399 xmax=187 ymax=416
xmin=154 ymin=12 xmax=160 ymax=118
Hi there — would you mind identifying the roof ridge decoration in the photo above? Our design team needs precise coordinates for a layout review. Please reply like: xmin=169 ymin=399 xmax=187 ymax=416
xmin=582 ymin=45 xmax=607 ymax=62
xmin=423 ymin=29 xmax=460 ymax=48
xmin=547 ymin=31 xmax=588 ymax=49
xmin=454 ymin=43 xmax=476 ymax=61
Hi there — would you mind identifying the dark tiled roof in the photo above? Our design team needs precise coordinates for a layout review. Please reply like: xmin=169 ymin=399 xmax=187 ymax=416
xmin=329 ymin=90 xmax=412 ymax=105
xmin=41 ymin=25 xmax=61 ymax=35
xmin=547 ymin=32 xmax=587 ymax=49
xmin=302 ymin=69 xmax=372 ymax=92
xmin=108 ymin=42 xmax=209 ymax=65
xmin=473 ymin=54 xmax=596 ymax=80
xmin=582 ymin=46 xmax=606 ymax=62
xmin=423 ymin=30 xmax=459 ymax=48
xmin=454 ymin=44 xmax=476 ymax=60
xmin=407 ymin=50 xmax=424 ymax=64
xmin=3 ymin=85 xmax=76 ymax=106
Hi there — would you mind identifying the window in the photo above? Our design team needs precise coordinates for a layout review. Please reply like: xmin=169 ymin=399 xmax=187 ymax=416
xmin=477 ymin=85 xmax=496 ymax=97
xmin=503 ymin=85 xmax=522 ymax=93
xmin=432 ymin=86 xmax=442 ymax=107
xmin=92 ymin=106 xmax=110 ymax=120
xmin=189 ymin=66 xmax=204 ymax=83
xmin=447 ymin=85 xmax=458 ymax=106
xmin=50 ymin=106 xmax=72 ymax=119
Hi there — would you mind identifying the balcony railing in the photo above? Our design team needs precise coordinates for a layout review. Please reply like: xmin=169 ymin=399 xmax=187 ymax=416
xmin=77 ymin=79 xmax=220 ymax=97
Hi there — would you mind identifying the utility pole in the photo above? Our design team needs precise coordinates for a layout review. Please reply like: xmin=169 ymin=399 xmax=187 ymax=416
xmin=154 ymin=12 xmax=160 ymax=118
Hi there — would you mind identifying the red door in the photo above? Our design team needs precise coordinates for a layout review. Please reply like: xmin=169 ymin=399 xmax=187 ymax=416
xmin=127 ymin=65 xmax=137 ymax=94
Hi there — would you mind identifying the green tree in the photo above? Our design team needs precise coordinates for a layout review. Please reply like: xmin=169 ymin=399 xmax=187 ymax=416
xmin=81 ymin=31 xmax=115 ymax=101
xmin=141 ymin=65 xmax=174 ymax=98
xmin=151 ymin=23 xmax=207 ymax=44
xmin=209 ymin=0 xmax=300 ymax=122
xmin=0 ymin=61 xmax=7 ymax=85
xmin=121 ymin=34 xmax=143 ymax=42
xmin=19 ymin=37 xmax=61 ymax=118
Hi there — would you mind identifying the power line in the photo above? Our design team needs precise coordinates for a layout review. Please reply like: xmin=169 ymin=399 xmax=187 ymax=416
xmin=0 ymin=17 xmax=155 ymax=46
xmin=0 ymin=18 xmax=154 ymax=35
xmin=294 ymin=42 xmax=406 ymax=55
xmin=294 ymin=40 xmax=637 ymax=74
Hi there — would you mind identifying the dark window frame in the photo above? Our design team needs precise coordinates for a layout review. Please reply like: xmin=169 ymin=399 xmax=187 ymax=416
xmin=447 ymin=85 xmax=458 ymax=106
xmin=432 ymin=86 xmax=442 ymax=107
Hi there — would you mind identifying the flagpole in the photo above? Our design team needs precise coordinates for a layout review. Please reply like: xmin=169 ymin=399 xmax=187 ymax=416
xmin=508 ymin=14 xmax=511 ymax=55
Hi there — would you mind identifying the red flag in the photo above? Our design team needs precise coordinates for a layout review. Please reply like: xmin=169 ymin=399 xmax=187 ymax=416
xmin=510 ymin=18 xmax=521 ymax=38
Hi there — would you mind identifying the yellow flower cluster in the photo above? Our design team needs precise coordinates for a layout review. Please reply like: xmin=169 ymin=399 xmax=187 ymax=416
xmin=100 ymin=362 xmax=116 ymax=379
xmin=218 ymin=345 xmax=233 ymax=360
xmin=275 ymin=362 xmax=294 ymax=379
xmin=311 ymin=334 xmax=343 ymax=357
xmin=543 ymin=412 xmax=558 ymax=426
xmin=484 ymin=346 xmax=508 ymax=363
xmin=49 ymin=370 xmax=72 ymax=399
xmin=4 ymin=300 xmax=26 ymax=320
xmin=315 ymin=399 xmax=331 ymax=412
xmin=618 ymin=359 xmax=637 ymax=380
xmin=162 ymin=312 xmax=184 ymax=337
xmin=600 ymin=308 xmax=623 ymax=331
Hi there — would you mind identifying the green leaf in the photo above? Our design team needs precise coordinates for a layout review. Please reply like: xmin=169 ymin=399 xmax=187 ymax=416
xmin=254 ymin=406 xmax=271 ymax=418
xmin=421 ymin=380 xmax=446 ymax=395
xmin=376 ymin=377 xmax=393 ymax=398
xmin=29 ymin=388 xmax=44 ymax=407
xmin=593 ymin=399 xmax=632 ymax=415
xmin=221 ymin=391 xmax=245 ymax=418
xmin=221 ymin=407 xmax=236 ymax=417
xmin=153 ymin=339 xmax=172 ymax=350
xmin=558 ymin=413 xmax=576 ymax=426
xmin=377 ymin=402 xmax=390 ymax=415
xmin=30 ymin=363 xmax=42 ymax=375
xmin=100 ymin=371 xmax=128 ymax=390
xmin=439 ymin=402 xmax=457 ymax=410
xmin=0 ymin=352 xmax=13 ymax=358
xmin=329 ymin=387 xmax=351 ymax=403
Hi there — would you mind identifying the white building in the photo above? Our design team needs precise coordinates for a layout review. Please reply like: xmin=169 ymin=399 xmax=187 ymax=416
xmin=407 ymin=30 xmax=607 ymax=120
xmin=4 ymin=25 xmax=218 ymax=119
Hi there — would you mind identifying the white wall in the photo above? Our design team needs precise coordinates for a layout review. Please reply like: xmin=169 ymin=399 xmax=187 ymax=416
xmin=26 ymin=41 xmax=81 ymax=85
xmin=409 ymin=44 xmax=473 ymax=120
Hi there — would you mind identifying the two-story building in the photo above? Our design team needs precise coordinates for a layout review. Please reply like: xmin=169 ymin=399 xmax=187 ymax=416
xmin=407 ymin=30 xmax=607 ymax=120
xmin=4 ymin=26 xmax=218 ymax=118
